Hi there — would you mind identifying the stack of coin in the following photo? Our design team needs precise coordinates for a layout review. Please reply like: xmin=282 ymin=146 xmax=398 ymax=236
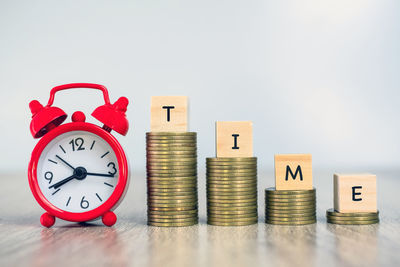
xmin=326 ymin=208 xmax=379 ymax=225
xmin=146 ymin=132 xmax=198 ymax=227
xmin=265 ymin=188 xmax=316 ymax=225
xmin=206 ymin=157 xmax=258 ymax=226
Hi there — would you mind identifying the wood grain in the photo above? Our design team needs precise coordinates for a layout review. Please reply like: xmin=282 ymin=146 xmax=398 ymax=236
xmin=215 ymin=121 xmax=253 ymax=157
xmin=275 ymin=154 xmax=313 ymax=190
xmin=150 ymin=96 xmax=188 ymax=132
xmin=334 ymin=173 xmax=377 ymax=212
xmin=0 ymin=170 xmax=399 ymax=267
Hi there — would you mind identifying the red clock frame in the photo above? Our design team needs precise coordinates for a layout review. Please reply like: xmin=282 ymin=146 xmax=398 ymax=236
xmin=28 ymin=121 xmax=129 ymax=226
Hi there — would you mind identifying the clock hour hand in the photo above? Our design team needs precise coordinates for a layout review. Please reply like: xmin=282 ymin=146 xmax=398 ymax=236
xmin=49 ymin=174 xmax=77 ymax=190
xmin=56 ymin=155 xmax=75 ymax=170
xmin=86 ymin=172 xmax=114 ymax=178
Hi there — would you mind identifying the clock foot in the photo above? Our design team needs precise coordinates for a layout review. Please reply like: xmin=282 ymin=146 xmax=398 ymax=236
xmin=40 ymin=213 xmax=55 ymax=228
xmin=102 ymin=211 xmax=117 ymax=227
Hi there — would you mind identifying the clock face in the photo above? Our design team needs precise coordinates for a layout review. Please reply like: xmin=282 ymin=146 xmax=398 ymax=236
xmin=37 ymin=130 xmax=119 ymax=213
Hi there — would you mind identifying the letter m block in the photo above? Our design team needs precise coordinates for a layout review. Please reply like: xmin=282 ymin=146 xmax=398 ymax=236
xmin=334 ymin=174 xmax=377 ymax=212
xmin=275 ymin=154 xmax=312 ymax=190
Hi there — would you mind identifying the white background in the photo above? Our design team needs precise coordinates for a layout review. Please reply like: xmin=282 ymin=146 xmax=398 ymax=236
xmin=0 ymin=0 xmax=399 ymax=173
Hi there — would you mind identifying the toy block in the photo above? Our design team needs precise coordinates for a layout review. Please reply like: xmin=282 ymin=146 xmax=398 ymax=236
xmin=334 ymin=174 xmax=377 ymax=213
xmin=216 ymin=121 xmax=253 ymax=157
xmin=150 ymin=96 xmax=188 ymax=132
xmin=275 ymin=154 xmax=312 ymax=190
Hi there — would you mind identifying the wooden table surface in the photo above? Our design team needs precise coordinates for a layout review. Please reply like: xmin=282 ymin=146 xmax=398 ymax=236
xmin=1 ymin=170 xmax=399 ymax=267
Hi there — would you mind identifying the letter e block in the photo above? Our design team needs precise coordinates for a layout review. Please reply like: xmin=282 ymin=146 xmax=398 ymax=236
xmin=150 ymin=96 xmax=188 ymax=132
xmin=216 ymin=121 xmax=253 ymax=157
xmin=275 ymin=154 xmax=312 ymax=190
xmin=334 ymin=174 xmax=377 ymax=213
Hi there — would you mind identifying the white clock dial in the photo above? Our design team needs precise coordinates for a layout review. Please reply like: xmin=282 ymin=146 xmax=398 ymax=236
xmin=37 ymin=131 xmax=119 ymax=213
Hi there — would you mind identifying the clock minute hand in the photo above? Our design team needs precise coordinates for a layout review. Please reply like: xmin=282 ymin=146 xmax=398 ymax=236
xmin=56 ymin=155 xmax=75 ymax=170
xmin=49 ymin=174 xmax=77 ymax=190
xmin=86 ymin=172 xmax=114 ymax=178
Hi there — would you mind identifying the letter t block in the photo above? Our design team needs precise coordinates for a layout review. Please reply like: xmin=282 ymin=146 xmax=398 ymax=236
xmin=275 ymin=154 xmax=313 ymax=190
xmin=334 ymin=174 xmax=377 ymax=212
xmin=150 ymin=96 xmax=188 ymax=132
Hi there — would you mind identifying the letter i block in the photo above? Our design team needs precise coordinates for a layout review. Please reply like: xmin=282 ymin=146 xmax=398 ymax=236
xmin=334 ymin=174 xmax=377 ymax=212
xmin=150 ymin=96 xmax=188 ymax=132
xmin=275 ymin=154 xmax=312 ymax=190
xmin=216 ymin=121 xmax=253 ymax=157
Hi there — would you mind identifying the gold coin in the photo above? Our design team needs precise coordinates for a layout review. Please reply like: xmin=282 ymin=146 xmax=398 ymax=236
xmin=148 ymin=182 xmax=197 ymax=187
xmin=266 ymin=198 xmax=316 ymax=204
xmin=326 ymin=215 xmax=379 ymax=221
xmin=148 ymin=209 xmax=197 ymax=215
xmin=148 ymin=198 xmax=197 ymax=204
xmin=265 ymin=219 xmax=316 ymax=225
xmin=148 ymin=217 xmax=198 ymax=223
xmin=147 ymin=132 xmax=196 ymax=137
xmin=147 ymin=141 xmax=196 ymax=146
xmin=265 ymin=198 xmax=316 ymax=204
xmin=148 ymin=214 xmax=198 ymax=219
xmin=147 ymin=171 xmax=197 ymax=176
xmin=148 ymin=206 xmax=198 ymax=212
xmin=146 ymin=138 xmax=196 ymax=142
xmin=148 ymin=181 xmax=197 ymax=187
xmin=148 ymin=221 xmax=198 ymax=227
xmin=148 ymin=188 xmax=197 ymax=194
xmin=207 ymin=165 xmax=257 ymax=170
xmin=207 ymin=173 xmax=257 ymax=178
xmin=207 ymin=184 xmax=257 ymax=190
xmin=208 ymin=209 xmax=257 ymax=215
xmin=265 ymin=201 xmax=316 ymax=207
xmin=147 ymin=164 xmax=197 ymax=169
xmin=206 ymin=157 xmax=257 ymax=162
xmin=147 ymin=147 xmax=197 ymax=152
xmin=265 ymin=187 xmax=316 ymax=195
xmin=147 ymin=152 xmax=196 ymax=157
xmin=207 ymin=181 xmax=257 ymax=187
xmin=207 ymin=180 xmax=257 ymax=186
xmin=207 ymin=193 xmax=257 ymax=199
xmin=207 ymin=216 xmax=258 ymax=223
xmin=149 ymin=197 xmax=198 ymax=203
xmin=208 ymin=203 xmax=257 ymax=209
xmin=149 ymin=194 xmax=197 ymax=199
xmin=208 ymin=198 xmax=257 ymax=204
xmin=266 ymin=210 xmax=316 ymax=217
xmin=207 ymin=213 xmax=258 ymax=219
xmin=147 ymin=166 xmax=197 ymax=171
xmin=207 ymin=185 xmax=257 ymax=190
xmin=207 ymin=221 xmax=257 ymax=226
xmin=206 ymin=160 xmax=257 ymax=165
xmin=148 ymin=175 xmax=197 ymax=180
xmin=147 ymin=203 xmax=198 ymax=208
xmin=147 ymin=142 xmax=196 ymax=146
xmin=207 ymin=177 xmax=257 ymax=182
xmin=265 ymin=216 xmax=316 ymax=222
xmin=326 ymin=208 xmax=379 ymax=217
xmin=207 ymin=169 xmax=257 ymax=173
xmin=266 ymin=205 xmax=315 ymax=211
xmin=326 ymin=219 xmax=379 ymax=225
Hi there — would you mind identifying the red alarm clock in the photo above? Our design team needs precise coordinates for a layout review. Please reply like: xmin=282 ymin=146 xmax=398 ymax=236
xmin=28 ymin=83 xmax=130 ymax=228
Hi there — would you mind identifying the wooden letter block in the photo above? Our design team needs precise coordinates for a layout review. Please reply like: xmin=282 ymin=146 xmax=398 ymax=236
xmin=216 ymin=121 xmax=253 ymax=157
xmin=334 ymin=174 xmax=377 ymax=213
xmin=275 ymin=154 xmax=312 ymax=190
xmin=150 ymin=96 xmax=188 ymax=132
